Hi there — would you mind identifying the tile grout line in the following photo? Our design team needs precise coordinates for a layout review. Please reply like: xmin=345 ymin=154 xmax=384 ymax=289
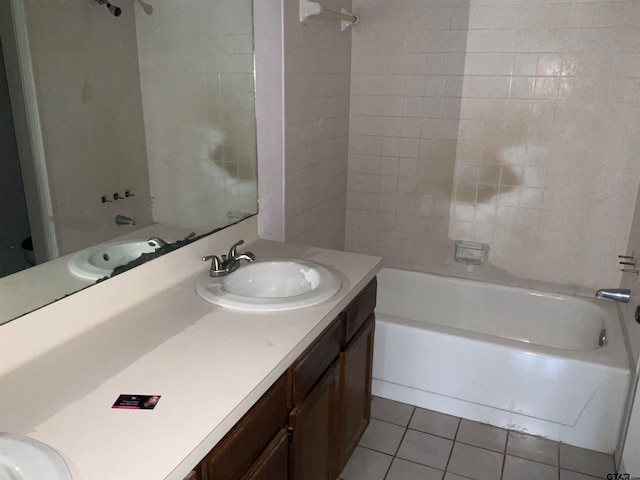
xmin=382 ymin=405 xmax=416 ymax=479
xmin=370 ymin=398 xmax=612 ymax=480
xmin=558 ymin=441 xmax=561 ymax=479
xmin=443 ymin=416 xmax=462 ymax=475
xmin=501 ymin=431 xmax=509 ymax=480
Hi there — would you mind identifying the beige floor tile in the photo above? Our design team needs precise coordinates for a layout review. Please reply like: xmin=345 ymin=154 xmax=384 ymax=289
xmin=447 ymin=442 xmax=504 ymax=480
xmin=456 ymin=420 xmax=507 ymax=453
xmin=396 ymin=429 xmax=453 ymax=470
xmin=502 ymin=455 xmax=558 ymax=480
xmin=409 ymin=408 xmax=460 ymax=440
xmin=359 ymin=418 xmax=406 ymax=455
xmin=560 ymin=469 xmax=607 ymax=480
xmin=559 ymin=444 xmax=615 ymax=478
xmin=385 ymin=458 xmax=444 ymax=480
xmin=371 ymin=397 xmax=415 ymax=427
xmin=443 ymin=474 xmax=470 ymax=480
xmin=506 ymin=431 xmax=559 ymax=466
xmin=339 ymin=446 xmax=393 ymax=480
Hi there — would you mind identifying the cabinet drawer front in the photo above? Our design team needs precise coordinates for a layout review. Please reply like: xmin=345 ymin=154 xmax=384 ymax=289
xmin=240 ymin=428 xmax=288 ymax=480
xmin=289 ymin=318 xmax=341 ymax=407
xmin=343 ymin=278 xmax=377 ymax=345
xmin=201 ymin=374 xmax=288 ymax=480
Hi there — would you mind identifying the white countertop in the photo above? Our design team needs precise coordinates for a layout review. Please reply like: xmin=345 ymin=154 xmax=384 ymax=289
xmin=0 ymin=226 xmax=381 ymax=480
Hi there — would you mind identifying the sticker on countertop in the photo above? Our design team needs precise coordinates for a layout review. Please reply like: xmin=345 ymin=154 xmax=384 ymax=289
xmin=112 ymin=394 xmax=161 ymax=410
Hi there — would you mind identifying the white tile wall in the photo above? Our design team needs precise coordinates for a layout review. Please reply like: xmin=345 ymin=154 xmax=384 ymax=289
xmin=346 ymin=0 xmax=640 ymax=291
xmin=346 ymin=0 xmax=466 ymax=270
xmin=450 ymin=0 xmax=640 ymax=288
xmin=282 ymin=0 xmax=352 ymax=250
xmin=136 ymin=0 xmax=257 ymax=234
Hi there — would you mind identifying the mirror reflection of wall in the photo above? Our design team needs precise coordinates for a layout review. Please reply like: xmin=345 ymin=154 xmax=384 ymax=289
xmin=136 ymin=0 xmax=258 ymax=232
xmin=0 ymin=0 xmax=258 ymax=325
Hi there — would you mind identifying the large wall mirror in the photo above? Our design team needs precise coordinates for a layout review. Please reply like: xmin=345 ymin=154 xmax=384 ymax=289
xmin=0 ymin=0 xmax=258 ymax=325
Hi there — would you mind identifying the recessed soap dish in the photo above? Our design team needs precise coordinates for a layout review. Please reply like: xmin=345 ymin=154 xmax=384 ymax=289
xmin=455 ymin=240 xmax=489 ymax=265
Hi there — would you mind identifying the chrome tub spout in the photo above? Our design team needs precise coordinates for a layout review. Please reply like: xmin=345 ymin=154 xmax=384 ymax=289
xmin=595 ymin=288 xmax=631 ymax=303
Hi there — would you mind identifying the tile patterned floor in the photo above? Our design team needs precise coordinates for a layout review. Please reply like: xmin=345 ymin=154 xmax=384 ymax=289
xmin=338 ymin=397 xmax=616 ymax=480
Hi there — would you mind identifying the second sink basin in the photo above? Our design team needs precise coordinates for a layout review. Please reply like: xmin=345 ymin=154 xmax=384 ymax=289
xmin=0 ymin=433 xmax=72 ymax=480
xmin=196 ymin=258 xmax=341 ymax=311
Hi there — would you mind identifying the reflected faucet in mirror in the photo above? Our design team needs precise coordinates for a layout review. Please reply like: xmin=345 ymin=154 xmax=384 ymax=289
xmin=148 ymin=232 xmax=195 ymax=250
xmin=115 ymin=215 xmax=135 ymax=226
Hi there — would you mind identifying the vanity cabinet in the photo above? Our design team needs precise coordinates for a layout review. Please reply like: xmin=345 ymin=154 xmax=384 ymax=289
xmin=286 ymin=316 xmax=341 ymax=479
xmin=239 ymin=428 xmax=289 ymax=480
xmin=288 ymin=362 xmax=339 ymax=480
xmin=194 ymin=278 xmax=376 ymax=480
xmin=336 ymin=278 xmax=376 ymax=472
xmin=288 ymin=278 xmax=377 ymax=479
xmin=198 ymin=374 xmax=289 ymax=480
xmin=337 ymin=314 xmax=375 ymax=472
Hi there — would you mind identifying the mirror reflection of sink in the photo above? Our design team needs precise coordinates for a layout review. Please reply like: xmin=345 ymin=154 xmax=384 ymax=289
xmin=0 ymin=433 xmax=73 ymax=480
xmin=68 ymin=239 xmax=157 ymax=280
xmin=196 ymin=258 xmax=341 ymax=311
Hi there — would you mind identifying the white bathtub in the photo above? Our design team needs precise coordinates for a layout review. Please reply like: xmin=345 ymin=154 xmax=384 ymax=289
xmin=372 ymin=268 xmax=630 ymax=453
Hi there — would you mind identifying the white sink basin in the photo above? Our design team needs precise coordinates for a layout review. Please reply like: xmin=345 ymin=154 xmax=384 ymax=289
xmin=0 ymin=433 xmax=72 ymax=480
xmin=196 ymin=258 xmax=341 ymax=311
xmin=68 ymin=239 xmax=156 ymax=280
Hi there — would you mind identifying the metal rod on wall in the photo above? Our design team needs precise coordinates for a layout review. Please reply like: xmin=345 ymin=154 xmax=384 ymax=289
xmin=300 ymin=0 xmax=359 ymax=31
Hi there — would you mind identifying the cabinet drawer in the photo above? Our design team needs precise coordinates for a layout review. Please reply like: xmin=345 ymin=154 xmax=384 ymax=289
xmin=343 ymin=278 xmax=377 ymax=346
xmin=200 ymin=373 xmax=288 ymax=480
xmin=239 ymin=428 xmax=288 ymax=480
xmin=288 ymin=318 xmax=341 ymax=407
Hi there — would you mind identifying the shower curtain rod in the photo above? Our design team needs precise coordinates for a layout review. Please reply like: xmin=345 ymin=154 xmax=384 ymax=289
xmin=300 ymin=0 xmax=359 ymax=31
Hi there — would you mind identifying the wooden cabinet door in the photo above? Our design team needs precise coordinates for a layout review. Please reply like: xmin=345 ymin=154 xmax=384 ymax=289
xmin=337 ymin=315 xmax=375 ymax=472
xmin=199 ymin=375 xmax=288 ymax=480
xmin=240 ymin=428 xmax=288 ymax=480
xmin=288 ymin=362 xmax=338 ymax=480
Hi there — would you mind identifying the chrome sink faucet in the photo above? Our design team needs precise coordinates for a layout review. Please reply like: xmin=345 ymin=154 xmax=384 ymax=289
xmin=202 ymin=239 xmax=255 ymax=277
xmin=148 ymin=236 xmax=169 ymax=249
xmin=595 ymin=288 xmax=631 ymax=303
xmin=149 ymin=232 xmax=195 ymax=249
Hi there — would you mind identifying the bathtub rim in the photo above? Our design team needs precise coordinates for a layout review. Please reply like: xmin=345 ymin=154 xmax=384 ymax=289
xmin=375 ymin=267 xmax=631 ymax=372
xmin=376 ymin=312 xmax=629 ymax=373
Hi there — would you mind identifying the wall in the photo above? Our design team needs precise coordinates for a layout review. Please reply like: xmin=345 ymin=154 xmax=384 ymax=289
xmin=0 ymin=38 xmax=31 ymax=276
xmin=619 ymin=182 xmax=640 ymax=473
xmin=282 ymin=0 xmax=352 ymax=250
xmin=346 ymin=0 xmax=468 ymax=270
xmin=136 ymin=0 xmax=258 ymax=234
xmin=621 ymin=184 xmax=640 ymax=363
xmin=346 ymin=0 xmax=640 ymax=292
xmin=255 ymin=0 xmax=286 ymax=242
xmin=24 ymin=0 xmax=153 ymax=256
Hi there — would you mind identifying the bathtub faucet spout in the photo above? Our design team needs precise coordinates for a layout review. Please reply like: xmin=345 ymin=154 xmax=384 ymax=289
xmin=595 ymin=288 xmax=631 ymax=303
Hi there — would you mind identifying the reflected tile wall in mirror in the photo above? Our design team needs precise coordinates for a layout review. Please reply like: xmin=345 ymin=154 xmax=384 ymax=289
xmin=0 ymin=0 xmax=258 ymax=326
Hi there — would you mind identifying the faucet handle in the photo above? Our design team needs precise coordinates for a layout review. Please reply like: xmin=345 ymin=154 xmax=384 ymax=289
xmin=228 ymin=239 xmax=245 ymax=259
xmin=202 ymin=254 xmax=226 ymax=277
